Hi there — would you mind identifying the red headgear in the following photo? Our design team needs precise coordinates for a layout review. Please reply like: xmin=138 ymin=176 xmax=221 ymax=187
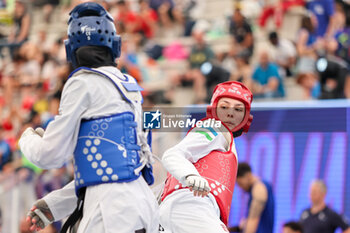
xmin=206 ymin=81 xmax=253 ymax=135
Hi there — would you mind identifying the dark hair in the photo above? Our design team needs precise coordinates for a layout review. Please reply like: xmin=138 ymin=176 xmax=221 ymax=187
xmin=117 ymin=0 xmax=126 ymax=5
xmin=236 ymin=50 xmax=251 ymax=64
xmin=301 ymin=15 xmax=314 ymax=33
xmin=268 ymin=31 xmax=278 ymax=41
xmin=283 ymin=221 xmax=303 ymax=233
xmin=237 ymin=162 xmax=252 ymax=177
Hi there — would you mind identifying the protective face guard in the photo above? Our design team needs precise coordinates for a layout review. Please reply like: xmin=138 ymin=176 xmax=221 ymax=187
xmin=206 ymin=81 xmax=253 ymax=135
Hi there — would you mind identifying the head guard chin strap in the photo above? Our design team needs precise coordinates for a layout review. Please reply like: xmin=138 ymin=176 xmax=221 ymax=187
xmin=206 ymin=81 xmax=253 ymax=137
xmin=64 ymin=2 xmax=121 ymax=68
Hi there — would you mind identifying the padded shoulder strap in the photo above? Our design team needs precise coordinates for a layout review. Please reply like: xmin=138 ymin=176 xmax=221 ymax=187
xmin=68 ymin=67 xmax=143 ymax=104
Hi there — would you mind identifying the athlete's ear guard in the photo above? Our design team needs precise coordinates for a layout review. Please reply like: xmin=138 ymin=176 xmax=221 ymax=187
xmin=242 ymin=115 xmax=253 ymax=133
xmin=206 ymin=105 xmax=213 ymax=118
xmin=113 ymin=36 xmax=122 ymax=59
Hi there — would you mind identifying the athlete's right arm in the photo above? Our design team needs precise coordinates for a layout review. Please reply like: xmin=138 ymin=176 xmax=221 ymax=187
xmin=162 ymin=145 xmax=201 ymax=185
xmin=19 ymin=77 xmax=90 ymax=169
xmin=162 ymin=147 xmax=210 ymax=197
xmin=162 ymin=126 xmax=228 ymax=179
xmin=27 ymin=181 xmax=77 ymax=231
xmin=43 ymin=180 xmax=77 ymax=221
xmin=161 ymin=128 xmax=228 ymax=197
xmin=27 ymin=199 xmax=54 ymax=231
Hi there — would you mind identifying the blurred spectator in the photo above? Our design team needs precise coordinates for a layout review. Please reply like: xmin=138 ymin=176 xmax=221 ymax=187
xmin=43 ymin=0 xmax=60 ymax=23
xmin=321 ymin=36 xmax=340 ymax=57
xmin=229 ymin=51 xmax=253 ymax=91
xmin=331 ymin=0 xmax=346 ymax=33
xmin=268 ymin=31 xmax=297 ymax=78
xmin=0 ymin=0 xmax=5 ymax=8
xmin=162 ymin=40 xmax=188 ymax=60
xmin=118 ymin=37 xmax=143 ymax=82
xmin=99 ymin=0 xmax=112 ymax=11
xmin=295 ymin=56 xmax=321 ymax=99
xmin=41 ymin=91 xmax=60 ymax=128
xmin=229 ymin=8 xmax=254 ymax=58
xmin=315 ymin=56 xmax=350 ymax=98
xmin=0 ymin=0 xmax=31 ymax=58
xmin=33 ymin=27 xmax=52 ymax=53
xmin=283 ymin=221 xmax=304 ymax=233
xmin=252 ymin=51 xmax=285 ymax=98
xmin=236 ymin=162 xmax=275 ymax=233
xmin=259 ymin=0 xmax=305 ymax=29
xmin=334 ymin=1 xmax=350 ymax=65
xmin=181 ymin=0 xmax=199 ymax=36
xmin=115 ymin=0 xmax=142 ymax=35
xmin=40 ymin=38 xmax=68 ymax=94
xmin=27 ymin=109 xmax=42 ymax=129
xmin=149 ymin=0 xmax=175 ymax=11
xmin=114 ymin=0 xmax=158 ymax=44
xmin=296 ymin=14 xmax=318 ymax=57
xmin=218 ymin=41 xmax=237 ymax=75
xmin=0 ymin=55 xmax=18 ymax=106
xmin=32 ymin=0 xmax=60 ymax=23
xmin=200 ymin=62 xmax=230 ymax=101
xmin=139 ymin=0 xmax=158 ymax=39
xmin=300 ymin=180 xmax=350 ymax=233
xmin=149 ymin=0 xmax=183 ymax=28
xmin=32 ymin=83 xmax=48 ymax=115
xmin=41 ymin=57 xmax=61 ymax=93
xmin=170 ymin=29 xmax=215 ymax=103
xmin=0 ymin=126 xmax=12 ymax=170
xmin=306 ymin=0 xmax=336 ymax=38
xmin=17 ymin=42 xmax=42 ymax=87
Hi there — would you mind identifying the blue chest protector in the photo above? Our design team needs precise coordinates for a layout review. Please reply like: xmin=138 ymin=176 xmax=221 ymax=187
xmin=74 ymin=112 xmax=141 ymax=193
xmin=69 ymin=67 xmax=153 ymax=195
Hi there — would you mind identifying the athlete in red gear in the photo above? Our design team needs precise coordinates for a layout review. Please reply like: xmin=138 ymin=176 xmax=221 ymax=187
xmin=160 ymin=81 xmax=253 ymax=233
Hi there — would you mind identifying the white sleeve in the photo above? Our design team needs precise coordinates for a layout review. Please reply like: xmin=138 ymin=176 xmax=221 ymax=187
xmin=43 ymin=181 xmax=77 ymax=221
xmin=285 ymin=41 xmax=296 ymax=57
xmin=162 ymin=128 xmax=228 ymax=184
xmin=19 ymin=77 xmax=90 ymax=169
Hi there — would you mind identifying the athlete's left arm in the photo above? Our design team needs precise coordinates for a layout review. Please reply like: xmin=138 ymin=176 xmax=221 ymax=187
xmin=343 ymin=228 xmax=350 ymax=233
xmin=244 ymin=182 xmax=268 ymax=233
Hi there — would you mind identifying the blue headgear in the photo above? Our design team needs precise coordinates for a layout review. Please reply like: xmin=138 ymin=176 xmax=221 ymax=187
xmin=64 ymin=2 xmax=121 ymax=67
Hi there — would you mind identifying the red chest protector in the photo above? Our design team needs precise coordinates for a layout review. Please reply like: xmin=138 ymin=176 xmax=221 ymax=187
xmin=161 ymin=126 xmax=238 ymax=225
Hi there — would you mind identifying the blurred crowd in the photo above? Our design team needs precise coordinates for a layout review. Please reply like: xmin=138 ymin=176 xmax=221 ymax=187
xmin=0 ymin=0 xmax=350 ymax=232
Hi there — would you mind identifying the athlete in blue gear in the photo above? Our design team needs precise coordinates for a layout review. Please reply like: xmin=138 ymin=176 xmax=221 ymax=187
xmin=19 ymin=2 xmax=158 ymax=232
